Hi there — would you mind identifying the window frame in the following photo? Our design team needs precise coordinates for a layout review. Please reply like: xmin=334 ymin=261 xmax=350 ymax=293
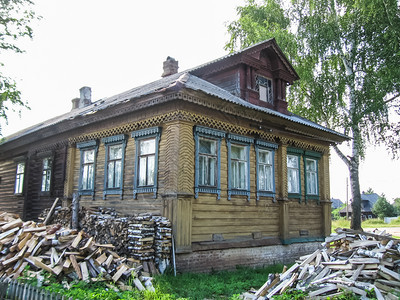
xmin=255 ymin=140 xmax=278 ymax=201
xmin=131 ymin=127 xmax=161 ymax=199
xmin=194 ymin=126 xmax=225 ymax=199
xmin=40 ymin=156 xmax=53 ymax=194
xmin=304 ymin=150 xmax=321 ymax=203
xmin=77 ymin=140 xmax=99 ymax=198
xmin=102 ymin=134 xmax=127 ymax=199
xmin=255 ymin=75 xmax=273 ymax=104
xmin=14 ymin=161 xmax=26 ymax=195
xmin=227 ymin=133 xmax=253 ymax=201
xmin=287 ymin=148 xmax=302 ymax=199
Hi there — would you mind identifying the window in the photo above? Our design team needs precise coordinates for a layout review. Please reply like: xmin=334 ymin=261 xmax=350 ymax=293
xmin=15 ymin=162 xmax=25 ymax=194
xmin=77 ymin=140 xmax=98 ymax=197
xmin=227 ymin=134 xmax=253 ymax=200
xmin=102 ymin=134 xmax=127 ymax=199
xmin=287 ymin=154 xmax=300 ymax=195
xmin=256 ymin=75 xmax=273 ymax=104
xmin=194 ymin=126 xmax=225 ymax=199
xmin=41 ymin=157 xmax=52 ymax=193
xmin=132 ymin=127 xmax=161 ymax=199
xmin=256 ymin=140 xmax=278 ymax=200
xmin=304 ymin=151 xmax=321 ymax=201
xmin=305 ymin=158 xmax=318 ymax=195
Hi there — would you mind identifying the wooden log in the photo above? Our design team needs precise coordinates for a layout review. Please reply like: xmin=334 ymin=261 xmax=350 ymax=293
xmin=133 ymin=278 xmax=145 ymax=291
xmin=1 ymin=218 xmax=23 ymax=232
xmin=69 ymin=255 xmax=82 ymax=279
xmin=112 ymin=264 xmax=128 ymax=282
xmin=71 ymin=231 xmax=83 ymax=249
xmin=80 ymin=261 xmax=89 ymax=282
xmin=0 ymin=227 xmax=20 ymax=241
xmin=43 ymin=198 xmax=60 ymax=225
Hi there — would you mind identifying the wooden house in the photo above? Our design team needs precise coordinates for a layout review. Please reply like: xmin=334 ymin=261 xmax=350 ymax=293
xmin=0 ymin=39 xmax=348 ymax=271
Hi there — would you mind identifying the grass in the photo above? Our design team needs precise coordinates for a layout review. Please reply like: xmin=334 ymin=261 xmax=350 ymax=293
xmin=332 ymin=217 xmax=400 ymax=232
xmin=154 ymin=264 xmax=285 ymax=300
xmin=20 ymin=264 xmax=286 ymax=300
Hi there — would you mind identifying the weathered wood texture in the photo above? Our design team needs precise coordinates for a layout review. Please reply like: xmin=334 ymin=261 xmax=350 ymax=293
xmin=0 ymin=159 xmax=25 ymax=217
xmin=24 ymin=147 xmax=67 ymax=220
xmin=288 ymin=200 xmax=323 ymax=238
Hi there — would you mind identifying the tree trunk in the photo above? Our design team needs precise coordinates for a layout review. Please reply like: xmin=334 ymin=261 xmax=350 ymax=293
xmin=349 ymin=159 xmax=362 ymax=230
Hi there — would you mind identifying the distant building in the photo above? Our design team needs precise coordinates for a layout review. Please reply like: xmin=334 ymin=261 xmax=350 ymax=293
xmin=331 ymin=198 xmax=344 ymax=209
xmin=339 ymin=193 xmax=379 ymax=219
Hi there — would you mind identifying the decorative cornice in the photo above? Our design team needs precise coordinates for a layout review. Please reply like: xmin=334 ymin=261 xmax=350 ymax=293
xmin=194 ymin=126 xmax=226 ymax=138
xmin=101 ymin=134 xmax=127 ymax=144
xmin=255 ymin=140 xmax=278 ymax=149
xmin=131 ymin=126 xmax=161 ymax=138
xmin=227 ymin=133 xmax=254 ymax=144
xmin=77 ymin=140 xmax=98 ymax=149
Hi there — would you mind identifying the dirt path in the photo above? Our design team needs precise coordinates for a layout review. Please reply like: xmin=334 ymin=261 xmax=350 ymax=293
xmin=364 ymin=227 xmax=400 ymax=237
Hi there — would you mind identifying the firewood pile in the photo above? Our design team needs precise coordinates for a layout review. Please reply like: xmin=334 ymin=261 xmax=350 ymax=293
xmin=39 ymin=205 xmax=172 ymax=270
xmin=0 ymin=210 xmax=172 ymax=292
xmin=243 ymin=228 xmax=400 ymax=299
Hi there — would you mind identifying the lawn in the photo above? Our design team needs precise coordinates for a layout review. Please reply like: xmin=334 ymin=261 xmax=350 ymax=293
xmin=332 ymin=217 xmax=400 ymax=232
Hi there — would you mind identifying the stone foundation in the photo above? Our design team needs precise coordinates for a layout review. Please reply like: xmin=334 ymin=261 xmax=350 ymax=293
xmin=176 ymin=242 xmax=321 ymax=273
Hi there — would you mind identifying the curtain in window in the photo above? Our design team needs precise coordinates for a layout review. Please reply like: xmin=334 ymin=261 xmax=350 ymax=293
xmin=15 ymin=162 xmax=25 ymax=194
xmin=258 ymin=150 xmax=273 ymax=191
xmin=287 ymin=155 xmax=299 ymax=193
xmin=306 ymin=158 xmax=318 ymax=195
xmin=138 ymin=139 xmax=156 ymax=186
xmin=41 ymin=158 xmax=52 ymax=192
xmin=82 ymin=149 xmax=95 ymax=190
xmin=199 ymin=138 xmax=217 ymax=186
xmin=107 ymin=145 xmax=123 ymax=189
xmin=230 ymin=145 xmax=247 ymax=189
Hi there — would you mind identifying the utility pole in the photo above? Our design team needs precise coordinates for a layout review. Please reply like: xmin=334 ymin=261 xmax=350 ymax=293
xmin=346 ymin=177 xmax=349 ymax=219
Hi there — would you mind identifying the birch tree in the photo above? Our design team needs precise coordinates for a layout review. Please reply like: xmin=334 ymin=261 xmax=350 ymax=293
xmin=0 ymin=0 xmax=38 ymax=135
xmin=226 ymin=0 xmax=400 ymax=230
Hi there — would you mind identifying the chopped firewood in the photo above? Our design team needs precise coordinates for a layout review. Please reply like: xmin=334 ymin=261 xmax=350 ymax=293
xmin=70 ymin=231 xmax=83 ymax=249
xmin=80 ymin=261 xmax=89 ymax=282
xmin=69 ymin=255 xmax=82 ymax=279
xmin=1 ymin=218 xmax=23 ymax=232
xmin=112 ymin=264 xmax=128 ymax=282
xmin=308 ymin=284 xmax=338 ymax=297
xmin=133 ymin=278 xmax=145 ymax=291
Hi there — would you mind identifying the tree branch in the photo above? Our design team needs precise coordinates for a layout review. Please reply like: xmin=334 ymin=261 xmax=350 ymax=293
xmin=332 ymin=143 xmax=351 ymax=168
xmin=384 ymin=93 xmax=400 ymax=105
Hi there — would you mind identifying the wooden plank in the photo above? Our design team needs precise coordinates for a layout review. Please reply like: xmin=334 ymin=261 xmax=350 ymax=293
xmin=1 ymin=218 xmax=23 ymax=232
xmin=133 ymin=278 xmax=145 ymax=291
xmin=378 ymin=265 xmax=400 ymax=281
xmin=308 ymin=284 xmax=338 ymax=297
xmin=43 ymin=198 xmax=60 ymax=225
xmin=80 ymin=261 xmax=89 ymax=282
xmin=0 ymin=227 xmax=20 ymax=241
xmin=71 ymin=231 xmax=83 ymax=249
xmin=22 ymin=227 xmax=46 ymax=233
xmin=112 ymin=264 xmax=128 ymax=282
xmin=31 ymin=257 xmax=54 ymax=274
xmin=69 ymin=255 xmax=82 ymax=279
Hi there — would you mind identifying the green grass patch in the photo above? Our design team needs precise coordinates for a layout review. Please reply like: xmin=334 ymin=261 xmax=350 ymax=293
xmin=155 ymin=264 xmax=285 ymax=300
xmin=332 ymin=217 xmax=400 ymax=233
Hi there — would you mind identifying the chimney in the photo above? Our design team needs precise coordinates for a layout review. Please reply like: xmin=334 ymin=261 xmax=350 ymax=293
xmin=71 ymin=86 xmax=92 ymax=110
xmin=162 ymin=56 xmax=179 ymax=77
xmin=80 ymin=86 xmax=92 ymax=107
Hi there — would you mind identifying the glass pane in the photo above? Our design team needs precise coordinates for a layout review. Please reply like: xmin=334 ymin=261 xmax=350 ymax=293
xmin=109 ymin=145 xmax=123 ymax=160
xmin=287 ymin=155 xmax=298 ymax=168
xmin=139 ymin=157 xmax=147 ymax=186
xmin=108 ymin=162 xmax=115 ymax=188
xmin=199 ymin=139 xmax=216 ymax=155
xmin=147 ymin=155 xmax=155 ymax=186
xmin=259 ymin=150 xmax=272 ymax=164
xmin=258 ymin=166 xmax=266 ymax=190
xmin=306 ymin=159 xmax=316 ymax=172
xmin=84 ymin=150 xmax=95 ymax=163
xmin=307 ymin=172 xmax=317 ymax=194
xmin=288 ymin=169 xmax=299 ymax=193
xmin=238 ymin=161 xmax=246 ymax=189
xmin=43 ymin=158 xmax=49 ymax=169
xmin=140 ymin=139 xmax=155 ymax=155
xmin=231 ymin=145 xmax=245 ymax=160
xmin=17 ymin=163 xmax=25 ymax=174
xmin=231 ymin=161 xmax=246 ymax=189
xmin=114 ymin=161 xmax=122 ymax=188
xmin=199 ymin=155 xmax=216 ymax=186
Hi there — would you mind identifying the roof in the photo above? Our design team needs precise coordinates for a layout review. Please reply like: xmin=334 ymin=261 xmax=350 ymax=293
xmin=2 ymin=72 xmax=348 ymax=145
xmin=331 ymin=198 xmax=344 ymax=209
xmin=1 ymin=39 xmax=349 ymax=146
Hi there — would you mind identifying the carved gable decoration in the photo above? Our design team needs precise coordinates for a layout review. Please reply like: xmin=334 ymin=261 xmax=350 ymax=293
xmin=190 ymin=39 xmax=299 ymax=115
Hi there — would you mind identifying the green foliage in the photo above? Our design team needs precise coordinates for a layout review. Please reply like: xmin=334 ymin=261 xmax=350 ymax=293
xmin=389 ymin=216 xmax=400 ymax=225
xmin=332 ymin=205 xmax=345 ymax=221
xmin=272 ymin=289 xmax=307 ymax=299
xmin=0 ymin=0 xmax=38 ymax=135
xmin=372 ymin=195 xmax=396 ymax=219
xmin=393 ymin=198 xmax=400 ymax=215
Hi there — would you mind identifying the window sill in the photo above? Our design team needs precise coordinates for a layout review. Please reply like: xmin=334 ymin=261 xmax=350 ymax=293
xmin=195 ymin=187 xmax=221 ymax=199
xmin=228 ymin=189 xmax=250 ymax=201
xmin=134 ymin=186 xmax=157 ymax=199
xmin=256 ymin=191 xmax=276 ymax=201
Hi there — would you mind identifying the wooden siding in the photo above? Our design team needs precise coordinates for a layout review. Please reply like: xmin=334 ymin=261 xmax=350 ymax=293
xmin=288 ymin=200 xmax=323 ymax=238
xmin=0 ymin=159 xmax=25 ymax=217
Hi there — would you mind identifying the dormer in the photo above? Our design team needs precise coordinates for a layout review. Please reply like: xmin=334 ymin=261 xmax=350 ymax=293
xmin=190 ymin=39 xmax=299 ymax=115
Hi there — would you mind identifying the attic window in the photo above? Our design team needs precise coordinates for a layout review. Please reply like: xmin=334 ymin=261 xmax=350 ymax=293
xmin=256 ymin=75 xmax=273 ymax=104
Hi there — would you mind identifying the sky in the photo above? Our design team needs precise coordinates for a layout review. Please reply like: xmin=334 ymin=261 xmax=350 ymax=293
xmin=1 ymin=0 xmax=399 ymax=202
